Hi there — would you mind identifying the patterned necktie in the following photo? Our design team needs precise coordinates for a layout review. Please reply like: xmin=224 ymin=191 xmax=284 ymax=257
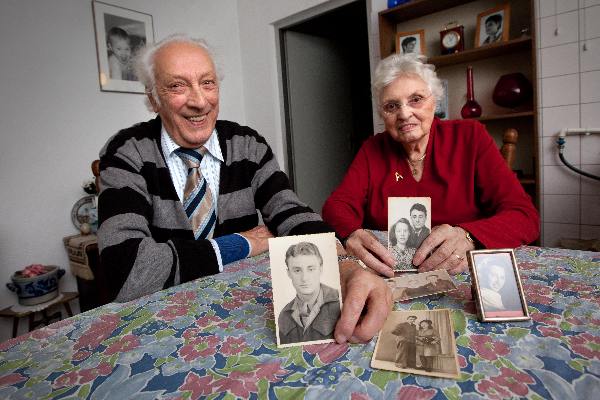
xmin=175 ymin=147 xmax=216 ymax=240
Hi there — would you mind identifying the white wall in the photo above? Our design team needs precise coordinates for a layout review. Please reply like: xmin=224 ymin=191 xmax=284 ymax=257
xmin=536 ymin=0 xmax=600 ymax=246
xmin=0 ymin=0 xmax=243 ymax=340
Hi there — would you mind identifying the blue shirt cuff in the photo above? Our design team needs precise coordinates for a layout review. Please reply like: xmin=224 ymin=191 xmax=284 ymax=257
xmin=212 ymin=234 xmax=251 ymax=266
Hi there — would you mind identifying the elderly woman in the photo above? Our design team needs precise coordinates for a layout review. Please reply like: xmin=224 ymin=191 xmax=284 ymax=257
xmin=389 ymin=217 xmax=416 ymax=270
xmin=322 ymin=54 xmax=539 ymax=276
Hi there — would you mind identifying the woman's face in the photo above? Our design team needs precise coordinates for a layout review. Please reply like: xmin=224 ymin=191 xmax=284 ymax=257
xmin=380 ymin=73 xmax=436 ymax=146
xmin=487 ymin=265 xmax=506 ymax=291
xmin=419 ymin=321 xmax=429 ymax=329
xmin=394 ymin=222 xmax=410 ymax=246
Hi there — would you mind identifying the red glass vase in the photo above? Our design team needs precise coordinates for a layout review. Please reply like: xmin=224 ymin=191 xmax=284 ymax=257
xmin=461 ymin=66 xmax=482 ymax=119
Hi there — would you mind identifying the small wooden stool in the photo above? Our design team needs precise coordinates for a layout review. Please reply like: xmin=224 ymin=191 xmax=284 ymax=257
xmin=0 ymin=292 xmax=79 ymax=338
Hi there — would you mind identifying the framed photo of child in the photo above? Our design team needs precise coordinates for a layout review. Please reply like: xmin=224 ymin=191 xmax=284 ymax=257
xmin=475 ymin=4 xmax=510 ymax=48
xmin=92 ymin=1 xmax=155 ymax=93
xmin=467 ymin=249 xmax=530 ymax=322
xmin=268 ymin=232 xmax=343 ymax=348
xmin=396 ymin=30 xmax=425 ymax=56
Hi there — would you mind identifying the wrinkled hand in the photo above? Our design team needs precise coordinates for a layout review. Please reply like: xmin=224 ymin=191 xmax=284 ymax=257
xmin=239 ymin=225 xmax=274 ymax=257
xmin=345 ymin=229 xmax=395 ymax=278
xmin=334 ymin=261 xmax=393 ymax=343
xmin=413 ymin=225 xmax=475 ymax=274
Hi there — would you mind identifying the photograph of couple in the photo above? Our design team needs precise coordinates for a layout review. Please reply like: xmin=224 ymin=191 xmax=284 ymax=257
xmin=388 ymin=197 xmax=431 ymax=271
xmin=372 ymin=309 xmax=459 ymax=378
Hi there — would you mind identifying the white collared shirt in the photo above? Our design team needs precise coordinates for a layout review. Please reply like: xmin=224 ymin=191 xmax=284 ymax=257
xmin=160 ymin=125 xmax=223 ymax=205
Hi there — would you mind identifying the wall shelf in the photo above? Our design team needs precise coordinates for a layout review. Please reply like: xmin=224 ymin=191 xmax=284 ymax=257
xmin=429 ymin=37 xmax=532 ymax=68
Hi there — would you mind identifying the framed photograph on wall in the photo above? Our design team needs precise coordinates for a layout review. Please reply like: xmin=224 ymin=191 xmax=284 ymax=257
xmin=92 ymin=1 xmax=154 ymax=93
xmin=396 ymin=29 xmax=425 ymax=56
xmin=468 ymin=249 xmax=530 ymax=322
xmin=475 ymin=4 xmax=510 ymax=47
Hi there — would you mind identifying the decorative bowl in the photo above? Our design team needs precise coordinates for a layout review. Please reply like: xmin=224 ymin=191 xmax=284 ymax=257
xmin=6 ymin=265 xmax=65 ymax=305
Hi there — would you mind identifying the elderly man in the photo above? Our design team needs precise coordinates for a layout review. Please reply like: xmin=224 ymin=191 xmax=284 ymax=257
xmin=98 ymin=34 xmax=390 ymax=343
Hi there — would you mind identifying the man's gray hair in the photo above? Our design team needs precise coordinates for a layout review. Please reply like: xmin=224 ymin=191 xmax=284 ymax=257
xmin=133 ymin=33 xmax=223 ymax=111
xmin=372 ymin=53 xmax=443 ymax=109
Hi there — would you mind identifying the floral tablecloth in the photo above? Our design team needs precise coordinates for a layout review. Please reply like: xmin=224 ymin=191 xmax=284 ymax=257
xmin=0 ymin=245 xmax=598 ymax=399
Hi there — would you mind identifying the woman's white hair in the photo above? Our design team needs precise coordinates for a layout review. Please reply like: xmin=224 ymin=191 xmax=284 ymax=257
xmin=133 ymin=34 xmax=224 ymax=111
xmin=372 ymin=53 xmax=443 ymax=108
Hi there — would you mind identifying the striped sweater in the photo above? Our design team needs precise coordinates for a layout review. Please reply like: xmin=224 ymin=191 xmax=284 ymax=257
xmin=98 ymin=117 xmax=330 ymax=302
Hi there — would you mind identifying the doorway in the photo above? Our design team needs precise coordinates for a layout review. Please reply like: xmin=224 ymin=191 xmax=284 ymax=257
xmin=279 ymin=0 xmax=373 ymax=213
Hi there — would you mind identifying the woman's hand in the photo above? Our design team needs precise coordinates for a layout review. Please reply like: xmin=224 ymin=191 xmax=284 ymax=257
xmin=412 ymin=225 xmax=475 ymax=274
xmin=344 ymin=229 xmax=395 ymax=278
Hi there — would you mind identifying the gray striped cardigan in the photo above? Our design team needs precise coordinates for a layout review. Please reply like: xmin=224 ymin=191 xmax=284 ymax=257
xmin=98 ymin=117 xmax=330 ymax=302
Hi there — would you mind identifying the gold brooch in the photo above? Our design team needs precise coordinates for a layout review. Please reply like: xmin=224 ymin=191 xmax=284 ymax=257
xmin=395 ymin=172 xmax=403 ymax=181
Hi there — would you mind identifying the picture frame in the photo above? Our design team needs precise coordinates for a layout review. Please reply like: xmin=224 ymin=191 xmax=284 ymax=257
xmin=92 ymin=0 xmax=155 ymax=93
xmin=475 ymin=4 xmax=510 ymax=48
xmin=434 ymin=79 xmax=448 ymax=120
xmin=371 ymin=309 xmax=460 ymax=379
xmin=396 ymin=29 xmax=425 ymax=56
xmin=388 ymin=197 xmax=431 ymax=272
xmin=467 ymin=249 xmax=530 ymax=322
xmin=268 ymin=232 xmax=343 ymax=348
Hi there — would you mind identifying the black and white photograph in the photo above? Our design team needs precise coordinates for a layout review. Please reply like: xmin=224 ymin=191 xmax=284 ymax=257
xmin=395 ymin=30 xmax=425 ymax=56
xmin=92 ymin=1 xmax=154 ymax=93
xmin=468 ymin=249 xmax=530 ymax=322
xmin=388 ymin=197 xmax=431 ymax=271
xmin=386 ymin=269 xmax=456 ymax=301
xmin=269 ymin=233 xmax=342 ymax=348
xmin=475 ymin=5 xmax=510 ymax=48
xmin=372 ymin=309 xmax=460 ymax=378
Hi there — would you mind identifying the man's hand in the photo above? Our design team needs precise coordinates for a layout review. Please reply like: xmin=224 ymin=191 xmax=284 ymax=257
xmin=344 ymin=229 xmax=395 ymax=278
xmin=413 ymin=225 xmax=475 ymax=274
xmin=240 ymin=225 xmax=274 ymax=257
xmin=334 ymin=261 xmax=393 ymax=343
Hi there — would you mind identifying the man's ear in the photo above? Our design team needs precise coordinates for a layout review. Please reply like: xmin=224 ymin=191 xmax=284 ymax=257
xmin=147 ymin=92 xmax=159 ymax=113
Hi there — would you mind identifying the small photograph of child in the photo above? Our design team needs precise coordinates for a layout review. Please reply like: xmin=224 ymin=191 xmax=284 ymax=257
xmin=103 ymin=13 xmax=147 ymax=81
xmin=476 ymin=5 xmax=510 ymax=47
xmin=388 ymin=197 xmax=431 ymax=271
xmin=395 ymin=30 xmax=424 ymax=56
xmin=269 ymin=232 xmax=343 ymax=348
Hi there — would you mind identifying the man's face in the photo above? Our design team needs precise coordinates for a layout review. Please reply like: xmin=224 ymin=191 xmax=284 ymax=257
xmin=150 ymin=42 xmax=219 ymax=148
xmin=287 ymin=254 xmax=322 ymax=297
xmin=404 ymin=41 xmax=416 ymax=53
xmin=407 ymin=316 xmax=417 ymax=324
xmin=410 ymin=209 xmax=426 ymax=230
xmin=109 ymin=37 xmax=132 ymax=63
xmin=485 ymin=20 xmax=500 ymax=36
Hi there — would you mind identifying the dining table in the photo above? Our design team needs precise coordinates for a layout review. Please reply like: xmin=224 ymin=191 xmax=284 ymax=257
xmin=0 ymin=233 xmax=598 ymax=399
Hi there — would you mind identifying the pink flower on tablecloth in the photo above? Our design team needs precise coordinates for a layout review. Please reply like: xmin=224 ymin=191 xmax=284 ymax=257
xmin=170 ymin=290 xmax=197 ymax=304
xmin=396 ymin=385 xmax=437 ymax=400
xmin=457 ymin=354 xmax=468 ymax=368
xmin=531 ymin=311 xmax=560 ymax=326
xmin=72 ymin=349 xmax=92 ymax=361
xmin=522 ymin=283 xmax=553 ymax=305
xmin=104 ymin=334 xmax=140 ymax=355
xmin=569 ymin=332 xmax=600 ymax=359
xmin=255 ymin=361 xmax=288 ymax=382
xmin=538 ymin=326 xmax=563 ymax=338
xmin=195 ymin=314 xmax=221 ymax=328
xmin=178 ymin=371 xmax=214 ymax=399
xmin=448 ymin=283 xmax=473 ymax=302
xmin=183 ymin=327 xmax=203 ymax=339
xmin=220 ymin=336 xmax=248 ymax=356
xmin=516 ymin=261 xmax=538 ymax=271
xmin=491 ymin=367 xmax=535 ymax=397
xmin=53 ymin=370 xmax=79 ymax=388
xmin=28 ymin=328 xmax=54 ymax=340
xmin=221 ymin=298 xmax=244 ymax=310
xmin=0 ymin=337 xmax=19 ymax=352
xmin=304 ymin=342 xmax=349 ymax=363
xmin=0 ymin=373 xmax=26 ymax=387
xmin=476 ymin=379 xmax=512 ymax=399
xmin=157 ymin=304 xmax=188 ymax=321
xmin=469 ymin=335 xmax=510 ymax=360
xmin=74 ymin=314 xmax=120 ymax=351
xmin=213 ymin=370 xmax=258 ymax=398
xmin=78 ymin=362 xmax=112 ymax=384
xmin=554 ymin=278 xmax=592 ymax=293
xmin=178 ymin=335 xmax=219 ymax=362
xmin=230 ymin=289 xmax=258 ymax=301
xmin=351 ymin=393 xmax=370 ymax=400
xmin=565 ymin=316 xmax=585 ymax=326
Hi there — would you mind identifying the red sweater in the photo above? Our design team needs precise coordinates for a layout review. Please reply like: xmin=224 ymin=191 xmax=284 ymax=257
xmin=322 ymin=118 xmax=539 ymax=249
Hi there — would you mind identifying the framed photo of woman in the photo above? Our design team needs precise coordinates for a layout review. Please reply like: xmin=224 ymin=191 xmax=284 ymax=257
xmin=468 ymin=249 xmax=530 ymax=322
xmin=475 ymin=4 xmax=510 ymax=48
xmin=396 ymin=29 xmax=425 ymax=56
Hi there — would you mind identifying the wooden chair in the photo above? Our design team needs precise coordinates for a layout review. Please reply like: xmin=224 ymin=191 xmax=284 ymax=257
xmin=500 ymin=128 xmax=518 ymax=169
